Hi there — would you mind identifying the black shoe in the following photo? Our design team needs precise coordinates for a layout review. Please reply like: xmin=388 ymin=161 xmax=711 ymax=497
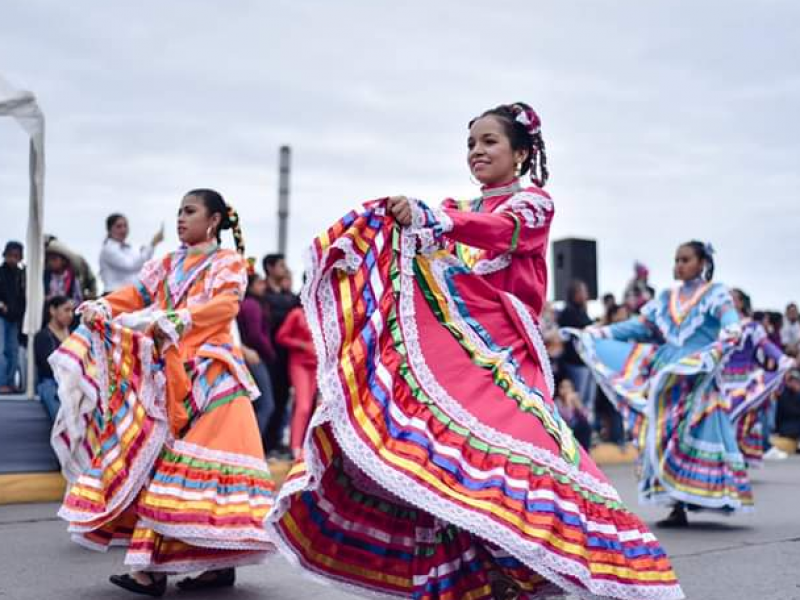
xmin=109 ymin=573 xmax=167 ymax=597
xmin=489 ymin=572 xmax=521 ymax=600
xmin=176 ymin=568 xmax=235 ymax=591
xmin=656 ymin=505 xmax=689 ymax=529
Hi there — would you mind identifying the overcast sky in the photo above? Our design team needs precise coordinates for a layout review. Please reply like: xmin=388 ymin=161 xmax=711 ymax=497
xmin=1 ymin=0 xmax=799 ymax=309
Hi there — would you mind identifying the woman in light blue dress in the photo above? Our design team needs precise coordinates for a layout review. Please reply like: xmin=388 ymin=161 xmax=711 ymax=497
xmin=567 ymin=241 xmax=752 ymax=527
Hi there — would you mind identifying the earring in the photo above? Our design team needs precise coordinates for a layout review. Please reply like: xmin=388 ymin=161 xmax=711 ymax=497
xmin=514 ymin=162 xmax=522 ymax=178
xmin=206 ymin=226 xmax=214 ymax=240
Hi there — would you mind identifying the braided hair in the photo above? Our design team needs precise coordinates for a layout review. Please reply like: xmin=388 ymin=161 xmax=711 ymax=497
xmin=682 ymin=240 xmax=715 ymax=282
xmin=731 ymin=288 xmax=752 ymax=317
xmin=186 ymin=188 xmax=246 ymax=255
xmin=469 ymin=102 xmax=549 ymax=187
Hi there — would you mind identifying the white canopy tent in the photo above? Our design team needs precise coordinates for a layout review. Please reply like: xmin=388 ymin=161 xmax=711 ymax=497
xmin=0 ymin=75 xmax=45 ymax=399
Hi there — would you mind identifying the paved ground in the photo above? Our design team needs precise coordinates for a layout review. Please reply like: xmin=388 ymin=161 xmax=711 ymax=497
xmin=2 ymin=459 xmax=799 ymax=600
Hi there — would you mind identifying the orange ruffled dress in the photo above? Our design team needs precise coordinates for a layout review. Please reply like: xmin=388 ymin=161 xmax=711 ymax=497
xmin=50 ymin=242 xmax=276 ymax=573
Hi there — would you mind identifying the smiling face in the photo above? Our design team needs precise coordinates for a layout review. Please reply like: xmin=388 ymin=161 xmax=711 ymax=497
xmin=177 ymin=194 xmax=221 ymax=246
xmin=673 ymin=245 xmax=704 ymax=282
xmin=467 ymin=116 xmax=528 ymax=186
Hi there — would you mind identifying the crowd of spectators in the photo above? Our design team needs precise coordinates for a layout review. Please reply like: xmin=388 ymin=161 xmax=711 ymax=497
xmin=1 ymin=217 xmax=321 ymax=461
xmin=3 ymin=230 xmax=799 ymax=459
xmin=543 ymin=262 xmax=800 ymax=452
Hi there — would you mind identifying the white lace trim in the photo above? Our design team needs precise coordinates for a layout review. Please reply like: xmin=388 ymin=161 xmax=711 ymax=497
xmin=432 ymin=206 xmax=454 ymax=233
xmin=506 ymin=293 xmax=555 ymax=398
xmin=648 ymin=284 xmax=735 ymax=347
xmin=125 ymin=548 xmax=272 ymax=574
xmin=171 ymin=439 xmax=272 ymax=472
xmin=77 ymin=298 xmax=112 ymax=321
xmin=472 ymin=253 xmax=512 ymax=275
xmin=69 ymin=533 xmax=125 ymax=553
xmin=408 ymin=198 xmax=442 ymax=256
xmin=153 ymin=308 xmax=191 ymax=350
xmin=496 ymin=190 xmax=554 ymax=229
xmin=329 ymin=236 xmax=364 ymax=274
xmin=137 ymin=517 xmax=273 ymax=548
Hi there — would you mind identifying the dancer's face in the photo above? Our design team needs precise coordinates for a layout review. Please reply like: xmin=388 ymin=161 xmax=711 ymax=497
xmin=732 ymin=290 xmax=745 ymax=315
xmin=177 ymin=195 xmax=221 ymax=246
xmin=467 ymin=116 xmax=527 ymax=186
xmin=673 ymin=245 xmax=703 ymax=282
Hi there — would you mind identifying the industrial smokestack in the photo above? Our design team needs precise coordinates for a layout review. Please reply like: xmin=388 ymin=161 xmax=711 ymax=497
xmin=277 ymin=145 xmax=291 ymax=255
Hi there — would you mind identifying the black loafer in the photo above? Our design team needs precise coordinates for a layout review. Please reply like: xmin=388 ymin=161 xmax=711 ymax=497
xmin=176 ymin=568 xmax=235 ymax=591
xmin=109 ymin=573 xmax=167 ymax=597
xmin=656 ymin=505 xmax=689 ymax=529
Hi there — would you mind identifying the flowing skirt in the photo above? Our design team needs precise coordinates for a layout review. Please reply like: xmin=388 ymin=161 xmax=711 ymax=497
xmin=570 ymin=332 xmax=753 ymax=512
xmin=51 ymin=321 xmax=276 ymax=573
xmin=267 ymin=201 xmax=683 ymax=600
xmin=721 ymin=354 xmax=793 ymax=467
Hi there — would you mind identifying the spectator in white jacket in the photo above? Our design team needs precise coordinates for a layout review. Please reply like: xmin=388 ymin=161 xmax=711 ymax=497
xmin=782 ymin=302 xmax=800 ymax=357
xmin=98 ymin=213 xmax=164 ymax=293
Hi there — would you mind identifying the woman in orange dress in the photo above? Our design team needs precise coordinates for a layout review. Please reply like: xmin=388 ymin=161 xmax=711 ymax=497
xmin=50 ymin=189 xmax=275 ymax=596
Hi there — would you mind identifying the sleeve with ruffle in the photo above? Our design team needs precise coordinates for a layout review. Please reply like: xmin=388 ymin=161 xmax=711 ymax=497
xmin=82 ymin=255 xmax=167 ymax=320
xmin=436 ymin=189 xmax=555 ymax=256
xmin=712 ymin=286 xmax=742 ymax=342
xmin=179 ymin=251 xmax=247 ymax=335
xmin=604 ymin=317 xmax=656 ymax=343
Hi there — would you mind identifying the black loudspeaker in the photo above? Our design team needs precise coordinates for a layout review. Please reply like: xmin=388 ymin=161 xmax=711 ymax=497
xmin=552 ymin=238 xmax=598 ymax=301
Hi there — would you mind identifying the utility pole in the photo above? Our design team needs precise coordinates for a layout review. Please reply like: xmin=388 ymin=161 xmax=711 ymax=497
xmin=277 ymin=145 xmax=291 ymax=256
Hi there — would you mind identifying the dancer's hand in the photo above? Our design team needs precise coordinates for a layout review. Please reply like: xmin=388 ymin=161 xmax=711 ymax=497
xmin=387 ymin=196 xmax=412 ymax=227
xmin=151 ymin=225 xmax=165 ymax=247
xmin=150 ymin=321 xmax=170 ymax=345
xmin=81 ymin=305 xmax=104 ymax=327
xmin=242 ymin=346 xmax=261 ymax=365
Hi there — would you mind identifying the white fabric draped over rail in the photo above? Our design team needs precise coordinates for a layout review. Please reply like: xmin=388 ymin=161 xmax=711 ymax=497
xmin=0 ymin=75 xmax=46 ymax=398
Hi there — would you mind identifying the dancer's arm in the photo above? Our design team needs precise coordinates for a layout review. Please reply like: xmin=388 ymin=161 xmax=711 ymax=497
xmin=603 ymin=317 xmax=656 ymax=343
xmin=715 ymin=290 xmax=742 ymax=343
xmin=81 ymin=256 xmax=166 ymax=322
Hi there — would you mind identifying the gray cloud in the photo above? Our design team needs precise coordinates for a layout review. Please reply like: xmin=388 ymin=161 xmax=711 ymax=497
xmin=1 ymin=0 xmax=798 ymax=307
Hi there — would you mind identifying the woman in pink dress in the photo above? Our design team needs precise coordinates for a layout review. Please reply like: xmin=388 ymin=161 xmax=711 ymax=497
xmin=275 ymin=302 xmax=318 ymax=458
xmin=266 ymin=103 xmax=683 ymax=600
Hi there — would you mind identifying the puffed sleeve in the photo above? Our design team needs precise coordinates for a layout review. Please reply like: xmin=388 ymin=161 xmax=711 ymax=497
xmin=84 ymin=255 xmax=167 ymax=319
xmin=160 ymin=251 xmax=247 ymax=340
xmin=436 ymin=189 xmax=554 ymax=256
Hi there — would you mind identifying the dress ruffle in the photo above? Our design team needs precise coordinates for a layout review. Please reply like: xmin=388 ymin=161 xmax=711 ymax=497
xmin=571 ymin=331 xmax=753 ymax=512
xmin=51 ymin=320 xmax=275 ymax=573
xmin=720 ymin=322 xmax=794 ymax=466
xmin=267 ymin=200 xmax=683 ymax=600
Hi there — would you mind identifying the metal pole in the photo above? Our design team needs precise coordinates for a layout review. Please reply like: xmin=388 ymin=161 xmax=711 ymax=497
xmin=277 ymin=145 xmax=291 ymax=256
